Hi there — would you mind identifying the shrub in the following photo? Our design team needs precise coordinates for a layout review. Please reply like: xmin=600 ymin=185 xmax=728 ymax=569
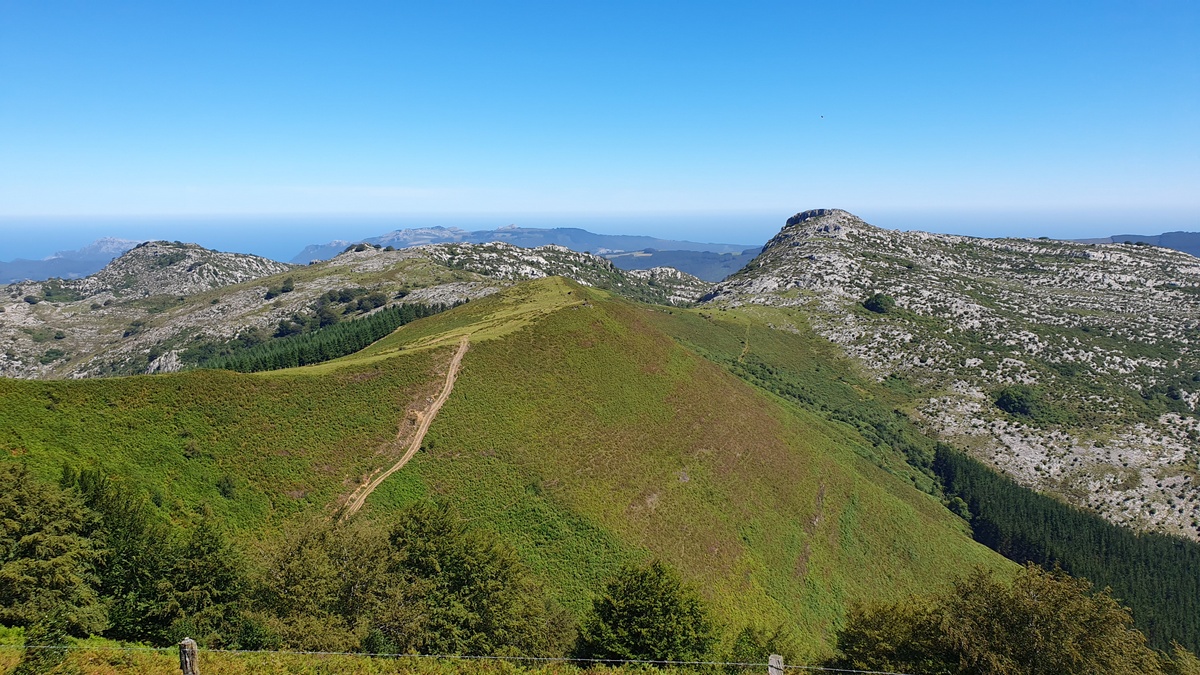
xmin=994 ymin=384 xmax=1072 ymax=425
xmin=153 ymin=251 xmax=188 ymax=268
xmin=576 ymin=560 xmax=716 ymax=662
xmin=862 ymin=293 xmax=895 ymax=314
xmin=39 ymin=348 xmax=66 ymax=364
xmin=995 ymin=384 xmax=1039 ymax=416
xmin=829 ymin=565 xmax=1167 ymax=674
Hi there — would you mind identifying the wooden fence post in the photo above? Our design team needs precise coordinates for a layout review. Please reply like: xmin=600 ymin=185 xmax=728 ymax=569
xmin=768 ymin=653 xmax=784 ymax=675
xmin=179 ymin=637 xmax=199 ymax=675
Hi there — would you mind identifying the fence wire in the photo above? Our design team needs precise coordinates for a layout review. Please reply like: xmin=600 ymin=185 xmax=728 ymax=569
xmin=0 ymin=644 xmax=913 ymax=675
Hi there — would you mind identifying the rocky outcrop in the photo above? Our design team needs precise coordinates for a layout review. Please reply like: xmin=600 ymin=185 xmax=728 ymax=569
xmin=707 ymin=209 xmax=1200 ymax=540
xmin=1 ymin=241 xmax=709 ymax=381
xmin=80 ymin=242 xmax=294 ymax=298
xmin=421 ymin=242 xmax=712 ymax=306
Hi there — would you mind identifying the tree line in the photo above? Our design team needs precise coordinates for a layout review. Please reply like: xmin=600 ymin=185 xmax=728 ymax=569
xmin=0 ymin=465 xmax=784 ymax=671
xmin=4 ymin=463 xmax=1198 ymax=674
xmin=933 ymin=444 xmax=1200 ymax=652
xmin=201 ymin=302 xmax=453 ymax=373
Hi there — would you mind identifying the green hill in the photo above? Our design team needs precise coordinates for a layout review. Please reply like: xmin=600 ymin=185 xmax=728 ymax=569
xmin=0 ymin=277 xmax=1008 ymax=659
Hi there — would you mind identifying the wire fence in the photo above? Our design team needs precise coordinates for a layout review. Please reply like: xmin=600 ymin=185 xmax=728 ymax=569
xmin=0 ymin=643 xmax=913 ymax=675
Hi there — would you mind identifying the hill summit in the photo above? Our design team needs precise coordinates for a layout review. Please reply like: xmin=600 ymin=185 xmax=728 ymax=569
xmin=707 ymin=209 xmax=1200 ymax=539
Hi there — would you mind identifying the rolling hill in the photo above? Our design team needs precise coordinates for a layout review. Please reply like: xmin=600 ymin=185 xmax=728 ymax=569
xmin=0 ymin=277 xmax=1009 ymax=659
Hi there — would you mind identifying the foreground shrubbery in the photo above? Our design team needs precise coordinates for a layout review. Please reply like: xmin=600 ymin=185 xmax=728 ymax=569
xmin=829 ymin=564 xmax=1198 ymax=675
xmin=933 ymin=444 xmax=1200 ymax=651
xmin=0 ymin=466 xmax=741 ymax=667
xmin=3 ymin=464 xmax=1198 ymax=674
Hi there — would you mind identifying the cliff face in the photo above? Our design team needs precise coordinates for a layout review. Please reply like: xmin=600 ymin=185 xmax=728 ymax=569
xmin=707 ymin=209 xmax=1200 ymax=539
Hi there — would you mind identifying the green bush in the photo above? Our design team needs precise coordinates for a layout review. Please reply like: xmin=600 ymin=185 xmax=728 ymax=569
xmin=829 ymin=565 xmax=1168 ymax=674
xmin=993 ymin=384 xmax=1073 ymax=425
xmin=39 ymin=348 xmax=66 ymax=364
xmin=0 ymin=465 xmax=106 ymax=636
xmin=576 ymin=561 xmax=716 ymax=662
xmin=994 ymin=384 xmax=1040 ymax=417
xmin=862 ymin=293 xmax=895 ymax=314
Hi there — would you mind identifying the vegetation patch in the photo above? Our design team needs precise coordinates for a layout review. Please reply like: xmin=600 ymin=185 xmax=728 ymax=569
xmin=934 ymin=444 xmax=1200 ymax=651
xmin=861 ymin=293 xmax=895 ymax=314
xmin=198 ymin=302 xmax=455 ymax=373
xmin=993 ymin=384 xmax=1074 ymax=425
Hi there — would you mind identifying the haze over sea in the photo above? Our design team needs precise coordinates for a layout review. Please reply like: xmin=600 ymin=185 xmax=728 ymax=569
xmin=5 ymin=207 xmax=1197 ymax=264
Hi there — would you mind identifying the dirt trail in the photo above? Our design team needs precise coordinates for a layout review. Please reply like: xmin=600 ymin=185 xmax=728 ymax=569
xmin=342 ymin=336 xmax=469 ymax=518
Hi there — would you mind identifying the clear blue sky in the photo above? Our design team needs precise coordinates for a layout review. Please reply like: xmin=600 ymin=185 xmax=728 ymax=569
xmin=1 ymin=0 xmax=1197 ymax=256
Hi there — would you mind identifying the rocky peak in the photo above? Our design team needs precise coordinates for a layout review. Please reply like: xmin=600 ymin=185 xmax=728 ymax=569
xmin=81 ymin=241 xmax=294 ymax=298
xmin=765 ymin=209 xmax=868 ymax=251
xmin=785 ymin=208 xmax=838 ymax=226
xmin=707 ymin=209 xmax=1200 ymax=540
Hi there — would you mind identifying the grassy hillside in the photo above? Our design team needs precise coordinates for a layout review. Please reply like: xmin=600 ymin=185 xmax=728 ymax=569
xmin=350 ymin=279 xmax=1009 ymax=656
xmin=0 ymin=277 xmax=1008 ymax=659
xmin=0 ymin=344 xmax=448 ymax=530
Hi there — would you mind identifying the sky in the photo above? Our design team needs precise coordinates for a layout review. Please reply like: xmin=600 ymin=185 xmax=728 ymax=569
xmin=1 ymin=1 xmax=1198 ymax=258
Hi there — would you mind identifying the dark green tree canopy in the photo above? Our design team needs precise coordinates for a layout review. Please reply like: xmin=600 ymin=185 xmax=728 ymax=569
xmin=0 ymin=464 xmax=106 ymax=636
xmin=576 ymin=560 xmax=715 ymax=662
xmin=862 ymin=293 xmax=896 ymax=314
xmin=831 ymin=564 xmax=1168 ymax=675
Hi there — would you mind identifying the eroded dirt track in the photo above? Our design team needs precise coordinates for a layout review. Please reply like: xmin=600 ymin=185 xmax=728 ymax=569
xmin=341 ymin=336 xmax=469 ymax=518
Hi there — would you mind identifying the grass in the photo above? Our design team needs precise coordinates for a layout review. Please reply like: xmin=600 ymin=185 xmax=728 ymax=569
xmin=358 ymin=280 xmax=1008 ymax=658
xmin=0 ymin=345 xmax=447 ymax=531
xmin=0 ymin=643 xmax=773 ymax=675
xmin=0 ymin=277 xmax=1010 ymax=660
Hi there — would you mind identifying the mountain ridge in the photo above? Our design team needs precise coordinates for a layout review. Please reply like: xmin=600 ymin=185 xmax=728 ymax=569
xmin=0 ymin=237 xmax=142 ymax=284
xmin=291 ymin=225 xmax=755 ymax=264
xmin=706 ymin=209 xmax=1200 ymax=540
xmin=0 ymin=240 xmax=711 ymax=379
xmin=1075 ymin=230 xmax=1200 ymax=258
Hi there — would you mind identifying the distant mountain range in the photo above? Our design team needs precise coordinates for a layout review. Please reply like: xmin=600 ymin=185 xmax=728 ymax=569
xmin=0 ymin=237 xmax=141 ymax=284
xmin=1074 ymin=231 xmax=1200 ymax=257
xmin=5 ymin=227 xmax=1195 ymax=287
xmin=290 ymin=226 xmax=757 ymax=278
xmin=603 ymin=247 xmax=762 ymax=281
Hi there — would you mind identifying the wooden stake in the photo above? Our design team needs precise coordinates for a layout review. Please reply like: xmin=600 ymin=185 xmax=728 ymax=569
xmin=179 ymin=637 xmax=199 ymax=675
xmin=768 ymin=653 xmax=784 ymax=675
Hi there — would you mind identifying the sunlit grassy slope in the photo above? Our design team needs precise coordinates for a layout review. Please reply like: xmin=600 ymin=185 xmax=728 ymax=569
xmin=355 ymin=278 xmax=1008 ymax=657
xmin=0 ymin=343 xmax=449 ymax=530
xmin=0 ymin=277 xmax=1008 ymax=658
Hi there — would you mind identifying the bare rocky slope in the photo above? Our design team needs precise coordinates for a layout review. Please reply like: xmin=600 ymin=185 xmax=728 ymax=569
xmin=705 ymin=209 xmax=1200 ymax=539
xmin=0 ymin=241 xmax=709 ymax=379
